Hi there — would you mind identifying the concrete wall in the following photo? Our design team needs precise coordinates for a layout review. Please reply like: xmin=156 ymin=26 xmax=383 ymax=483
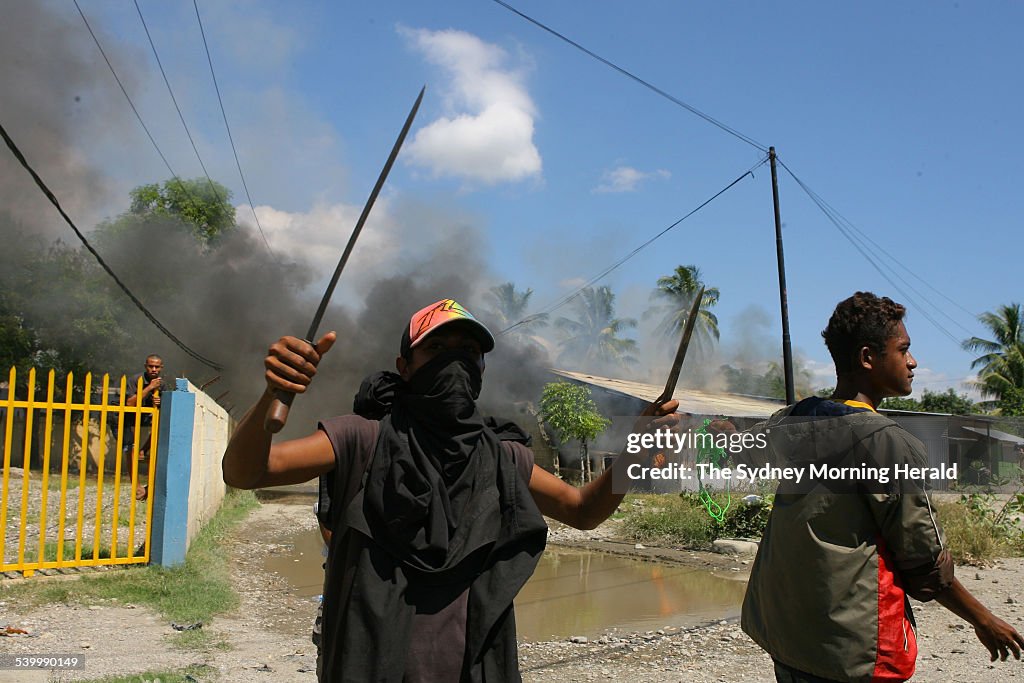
xmin=186 ymin=383 xmax=230 ymax=546
xmin=151 ymin=378 xmax=231 ymax=566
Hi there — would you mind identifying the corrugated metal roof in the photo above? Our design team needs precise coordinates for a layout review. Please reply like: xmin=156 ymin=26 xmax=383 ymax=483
xmin=550 ymin=369 xmax=786 ymax=418
xmin=962 ymin=425 xmax=1024 ymax=445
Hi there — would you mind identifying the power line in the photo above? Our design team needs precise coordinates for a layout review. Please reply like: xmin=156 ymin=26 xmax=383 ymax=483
xmin=779 ymin=166 xmax=978 ymax=328
xmin=76 ymin=0 xmax=254 ymax=250
xmin=192 ymin=0 xmax=275 ymax=258
xmin=73 ymin=0 xmax=183 ymax=186
xmin=489 ymin=0 xmax=768 ymax=153
xmin=777 ymin=159 xmax=971 ymax=352
xmin=0 ymin=121 xmax=222 ymax=371
xmin=778 ymin=161 xmax=971 ymax=344
xmin=490 ymin=0 xmax=980 ymax=341
xmin=133 ymin=0 xmax=230 ymax=214
xmin=501 ymin=157 xmax=767 ymax=335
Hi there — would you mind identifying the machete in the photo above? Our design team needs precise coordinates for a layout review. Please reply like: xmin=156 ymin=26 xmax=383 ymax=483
xmin=264 ymin=86 xmax=425 ymax=433
xmin=654 ymin=285 xmax=705 ymax=406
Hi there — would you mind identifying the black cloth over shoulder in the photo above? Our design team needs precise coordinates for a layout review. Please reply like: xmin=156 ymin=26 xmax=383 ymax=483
xmin=320 ymin=353 xmax=547 ymax=682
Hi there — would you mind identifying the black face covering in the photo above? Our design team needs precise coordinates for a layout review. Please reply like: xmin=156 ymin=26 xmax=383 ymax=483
xmin=399 ymin=351 xmax=486 ymax=487
xmin=405 ymin=349 xmax=483 ymax=402
xmin=323 ymin=351 xmax=548 ymax=683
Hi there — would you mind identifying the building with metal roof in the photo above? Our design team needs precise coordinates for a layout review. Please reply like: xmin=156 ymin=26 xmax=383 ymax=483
xmin=550 ymin=368 xmax=785 ymax=418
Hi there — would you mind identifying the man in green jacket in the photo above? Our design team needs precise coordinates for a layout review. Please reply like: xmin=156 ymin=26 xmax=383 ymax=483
xmin=740 ymin=292 xmax=1023 ymax=682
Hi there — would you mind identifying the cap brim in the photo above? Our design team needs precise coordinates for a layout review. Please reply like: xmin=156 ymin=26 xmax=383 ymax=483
xmin=409 ymin=317 xmax=495 ymax=353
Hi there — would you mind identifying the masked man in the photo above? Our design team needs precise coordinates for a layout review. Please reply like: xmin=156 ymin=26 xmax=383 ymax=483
xmin=223 ymin=298 xmax=677 ymax=682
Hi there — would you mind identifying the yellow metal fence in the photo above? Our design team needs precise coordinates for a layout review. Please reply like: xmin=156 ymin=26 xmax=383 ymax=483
xmin=1 ymin=367 xmax=158 ymax=576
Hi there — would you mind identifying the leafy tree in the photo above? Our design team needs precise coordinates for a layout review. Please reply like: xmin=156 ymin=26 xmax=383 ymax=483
xmin=127 ymin=177 xmax=236 ymax=243
xmin=998 ymin=387 xmax=1024 ymax=417
xmin=0 ymin=228 xmax=128 ymax=387
xmin=539 ymin=382 xmax=610 ymax=482
xmin=881 ymin=388 xmax=975 ymax=414
xmin=963 ymin=303 xmax=1024 ymax=416
xmin=720 ymin=360 xmax=812 ymax=400
xmin=483 ymin=282 xmax=548 ymax=345
xmin=919 ymin=388 xmax=975 ymax=415
xmin=646 ymin=265 xmax=720 ymax=356
xmin=0 ymin=177 xmax=237 ymax=386
xmin=555 ymin=286 xmax=638 ymax=369
xmin=879 ymin=396 xmax=921 ymax=411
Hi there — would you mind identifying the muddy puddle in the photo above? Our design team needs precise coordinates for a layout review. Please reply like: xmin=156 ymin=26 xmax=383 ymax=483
xmin=515 ymin=548 xmax=745 ymax=640
xmin=264 ymin=526 xmax=745 ymax=641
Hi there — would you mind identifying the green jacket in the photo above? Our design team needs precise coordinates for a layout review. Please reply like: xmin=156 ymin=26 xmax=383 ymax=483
xmin=741 ymin=397 xmax=952 ymax=682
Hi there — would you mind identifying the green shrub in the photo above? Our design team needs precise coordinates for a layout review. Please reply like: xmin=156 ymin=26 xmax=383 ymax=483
xmin=936 ymin=493 xmax=1024 ymax=565
xmin=715 ymin=493 xmax=773 ymax=539
xmin=623 ymin=494 xmax=714 ymax=546
xmin=621 ymin=492 xmax=773 ymax=548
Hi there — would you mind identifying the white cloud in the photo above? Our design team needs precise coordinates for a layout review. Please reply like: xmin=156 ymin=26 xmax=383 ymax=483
xmin=594 ymin=166 xmax=671 ymax=193
xmin=400 ymin=27 xmax=541 ymax=185
xmin=246 ymin=199 xmax=401 ymax=297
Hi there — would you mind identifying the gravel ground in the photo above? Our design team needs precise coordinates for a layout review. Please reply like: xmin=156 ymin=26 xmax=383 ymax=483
xmin=2 ymin=467 xmax=152 ymax=568
xmin=1 ymin=500 xmax=1022 ymax=682
xmin=526 ymin=521 xmax=1024 ymax=682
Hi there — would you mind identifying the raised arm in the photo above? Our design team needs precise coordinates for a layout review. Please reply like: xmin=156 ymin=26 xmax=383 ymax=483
xmin=222 ymin=332 xmax=337 ymax=489
xmin=126 ymin=376 xmax=162 ymax=408
xmin=528 ymin=399 xmax=679 ymax=530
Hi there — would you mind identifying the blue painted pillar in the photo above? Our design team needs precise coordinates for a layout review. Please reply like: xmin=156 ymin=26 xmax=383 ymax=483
xmin=150 ymin=378 xmax=195 ymax=566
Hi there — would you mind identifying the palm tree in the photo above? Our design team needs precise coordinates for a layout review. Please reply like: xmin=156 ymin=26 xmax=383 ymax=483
xmin=555 ymin=286 xmax=638 ymax=368
xmin=484 ymin=282 xmax=548 ymax=335
xmin=963 ymin=303 xmax=1024 ymax=414
xmin=646 ymin=265 xmax=720 ymax=356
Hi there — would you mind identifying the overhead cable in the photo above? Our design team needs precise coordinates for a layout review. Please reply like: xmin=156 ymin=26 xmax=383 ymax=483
xmin=782 ymin=159 xmax=977 ymax=329
xmin=778 ymin=159 xmax=971 ymax=351
xmin=490 ymin=0 xmax=768 ymax=152
xmin=192 ymin=0 xmax=275 ymax=258
xmin=500 ymin=156 xmax=767 ymax=335
xmin=73 ymin=0 xmax=183 ymax=187
xmin=133 ymin=0 xmax=231 ymax=219
xmin=0 ymin=122 xmax=223 ymax=371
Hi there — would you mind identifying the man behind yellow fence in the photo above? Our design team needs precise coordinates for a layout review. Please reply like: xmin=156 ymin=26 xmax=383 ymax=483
xmin=123 ymin=354 xmax=163 ymax=500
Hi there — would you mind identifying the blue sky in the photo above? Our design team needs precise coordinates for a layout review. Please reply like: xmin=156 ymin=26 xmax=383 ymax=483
xmin=9 ymin=1 xmax=1022 ymax=398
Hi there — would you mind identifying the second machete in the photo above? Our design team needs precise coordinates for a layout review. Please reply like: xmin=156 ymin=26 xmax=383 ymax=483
xmin=655 ymin=285 xmax=705 ymax=406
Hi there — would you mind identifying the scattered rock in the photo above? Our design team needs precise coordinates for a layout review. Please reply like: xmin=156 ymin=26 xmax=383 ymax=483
xmin=171 ymin=621 xmax=203 ymax=631
xmin=711 ymin=539 xmax=759 ymax=555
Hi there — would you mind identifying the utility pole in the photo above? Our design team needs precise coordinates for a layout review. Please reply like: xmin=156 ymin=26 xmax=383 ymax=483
xmin=769 ymin=147 xmax=795 ymax=404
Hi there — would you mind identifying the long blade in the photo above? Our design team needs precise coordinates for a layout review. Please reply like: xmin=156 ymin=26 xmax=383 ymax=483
xmin=656 ymin=285 xmax=705 ymax=405
xmin=265 ymin=86 xmax=425 ymax=433
xmin=306 ymin=85 xmax=425 ymax=340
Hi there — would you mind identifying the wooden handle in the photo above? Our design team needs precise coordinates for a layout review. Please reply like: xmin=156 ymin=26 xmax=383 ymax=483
xmin=264 ymin=390 xmax=295 ymax=433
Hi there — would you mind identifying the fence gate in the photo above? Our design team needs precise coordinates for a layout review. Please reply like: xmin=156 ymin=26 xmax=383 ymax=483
xmin=1 ymin=367 xmax=158 ymax=577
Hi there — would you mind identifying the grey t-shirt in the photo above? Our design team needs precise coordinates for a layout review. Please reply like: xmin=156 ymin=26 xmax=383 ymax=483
xmin=318 ymin=415 xmax=536 ymax=682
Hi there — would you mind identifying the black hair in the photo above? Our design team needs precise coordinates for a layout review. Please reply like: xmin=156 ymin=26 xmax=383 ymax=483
xmin=822 ymin=292 xmax=906 ymax=373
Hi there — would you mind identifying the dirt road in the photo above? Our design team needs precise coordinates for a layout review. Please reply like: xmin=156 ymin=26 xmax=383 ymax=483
xmin=2 ymin=499 xmax=1022 ymax=682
